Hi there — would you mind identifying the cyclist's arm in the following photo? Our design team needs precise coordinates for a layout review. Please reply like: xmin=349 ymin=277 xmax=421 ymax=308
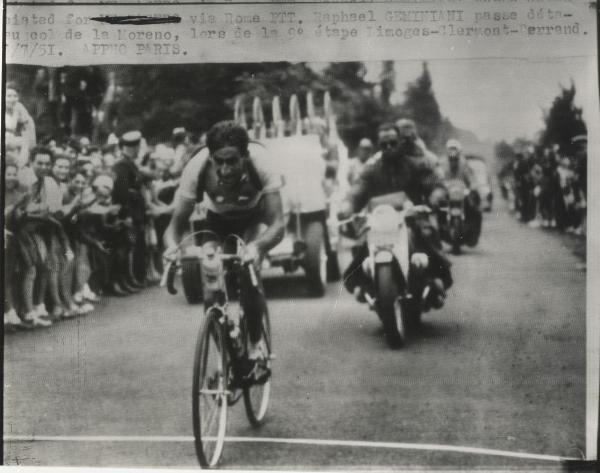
xmin=163 ymin=151 xmax=207 ymax=252
xmin=163 ymin=195 xmax=195 ymax=250
xmin=253 ymin=191 xmax=285 ymax=257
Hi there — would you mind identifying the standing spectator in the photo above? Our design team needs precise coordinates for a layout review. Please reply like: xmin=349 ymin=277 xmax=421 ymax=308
xmin=52 ymin=156 xmax=94 ymax=317
xmin=101 ymin=144 xmax=117 ymax=169
xmin=85 ymin=175 xmax=133 ymax=296
xmin=112 ymin=131 xmax=146 ymax=288
xmin=68 ymin=172 xmax=105 ymax=299
xmin=347 ymin=138 xmax=374 ymax=186
xmin=18 ymin=147 xmax=65 ymax=327
xmin=555 ymin=156 xmax=576 ymax=231
xmin=5 ymin=83 xmax=37 ymax=168
xmin=170 ymin=127 xmax=190 ymax=177
xmin=513 ymin=152 xmax=534 ymax=222
xmin=539 ymin=148 xmax=558 ymax=228
xmin=528 ymin=159 xmax=544 ymax=228
xmin=571 ymin=135 xmax=587 ymax=235
xmin=4 ymin=160 xmax=28 ymax=327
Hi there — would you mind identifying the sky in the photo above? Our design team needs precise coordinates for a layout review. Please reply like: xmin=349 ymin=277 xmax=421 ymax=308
xmin=361 ymin=57 xmax=595 ymax=143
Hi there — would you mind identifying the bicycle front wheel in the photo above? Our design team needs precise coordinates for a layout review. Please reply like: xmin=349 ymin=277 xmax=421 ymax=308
xmin=192 ymin=310 xmax=228 ymax=468
xmin=243 ymin=306 xmax=272 ymax=427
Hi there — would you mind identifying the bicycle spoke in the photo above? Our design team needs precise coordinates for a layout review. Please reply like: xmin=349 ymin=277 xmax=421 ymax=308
xmin=201 ymin=397 xmax=219 ymax=433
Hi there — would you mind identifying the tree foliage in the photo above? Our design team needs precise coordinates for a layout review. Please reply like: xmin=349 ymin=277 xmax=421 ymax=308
xmin=379 ymin=61 xmax=395 ymax=107
xmin=8 ymin=61 xmax=477 ymax=157
xmin=539 ymin=82 xmax=586 ymax=156
xmin=400 ymin=62 xmax=443 ymax=150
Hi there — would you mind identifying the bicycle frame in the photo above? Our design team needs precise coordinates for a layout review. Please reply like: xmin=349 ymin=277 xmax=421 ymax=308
xmin=163 ymin=232 xmax=272 ymax=468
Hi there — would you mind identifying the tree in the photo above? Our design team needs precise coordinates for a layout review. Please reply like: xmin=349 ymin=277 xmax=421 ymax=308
xmin=320 ymin=61 xmax=399 ymax=152
xmin=401 ymin=62 xmax=443 ymax=150
xmin=379 ymin=61 xmax=395 ymax=106
xmin=539 ymin=82 xmax=587 ymax=156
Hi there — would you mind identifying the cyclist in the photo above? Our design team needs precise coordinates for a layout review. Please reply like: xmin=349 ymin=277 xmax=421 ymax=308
xmin=164 ymin=121 xmax=285 ymax=378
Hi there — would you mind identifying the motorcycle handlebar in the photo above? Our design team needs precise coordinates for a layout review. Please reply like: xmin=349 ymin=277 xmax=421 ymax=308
xmin=338 ymin=204 xmax=431 ymax=224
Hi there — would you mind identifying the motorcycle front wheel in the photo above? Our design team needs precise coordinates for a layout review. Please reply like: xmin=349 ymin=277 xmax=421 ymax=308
xmin=449 ymin=217 xmax=463 ymax=255
xmin=375 ymin=263 xmax=406 ymax=348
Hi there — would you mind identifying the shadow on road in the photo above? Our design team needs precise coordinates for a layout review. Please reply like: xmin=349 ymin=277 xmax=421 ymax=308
xmin=409 ymin=320 xmax=460 ymax=343
xmin=262 ymin=274 xmax=314 ymax=300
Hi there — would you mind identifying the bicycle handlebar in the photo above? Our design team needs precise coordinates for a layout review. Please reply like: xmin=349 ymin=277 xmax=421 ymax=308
xmin=160 ymin=252 xmax=259 ymax=296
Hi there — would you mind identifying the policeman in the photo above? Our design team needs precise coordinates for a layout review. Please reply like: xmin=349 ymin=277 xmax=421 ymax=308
xmin=112 ymin=131 xmax=146 ymax=290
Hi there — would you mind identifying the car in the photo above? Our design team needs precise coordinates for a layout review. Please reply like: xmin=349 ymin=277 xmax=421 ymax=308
xmin=261 ymin=125 xmax=341 ymax=297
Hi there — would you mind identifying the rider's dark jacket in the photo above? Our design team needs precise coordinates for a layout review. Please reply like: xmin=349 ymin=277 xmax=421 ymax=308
xmin=348 ymin=145 xmax=441 ymax=213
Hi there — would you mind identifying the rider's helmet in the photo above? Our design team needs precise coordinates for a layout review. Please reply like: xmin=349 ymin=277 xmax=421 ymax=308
xmin=446 ymin=139 xmax=462 ymax=161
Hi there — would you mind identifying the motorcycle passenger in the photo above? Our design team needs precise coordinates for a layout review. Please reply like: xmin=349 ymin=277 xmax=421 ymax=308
xmin=164 ymin=121 xmax=285 ymax=379
xmin=339 ymin=122 xmax=452 ymax=310
xmin=395 ymin=118 xmax=440 ymax=171
xmin=437 ymin=139 xmax=483 ymax=246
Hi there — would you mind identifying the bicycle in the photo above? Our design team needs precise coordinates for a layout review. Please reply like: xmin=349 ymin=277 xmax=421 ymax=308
xmin=161 ymin=231 xmax=274 ymax=468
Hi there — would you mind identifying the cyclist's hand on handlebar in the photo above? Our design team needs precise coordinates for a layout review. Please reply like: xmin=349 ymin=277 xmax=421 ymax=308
xmin=163 ymin=245 xmax=178 ymax=263
xmin=242 ymin=242 xmax=261 ymax=265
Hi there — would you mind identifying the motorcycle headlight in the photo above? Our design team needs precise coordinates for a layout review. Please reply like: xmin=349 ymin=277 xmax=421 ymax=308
xmin=410 ymin=252 xmax=429 ymax=269
xmin=448 ymin=187 xmax=465 ymax=201
xmin=369 ymin=205 xmax=401 ymax=232
xmin=374 ymin=251 xmax=394 ymax=263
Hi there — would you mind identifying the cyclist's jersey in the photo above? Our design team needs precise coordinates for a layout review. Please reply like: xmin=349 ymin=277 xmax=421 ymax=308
xmin=175 ymin=143 xmax=283 ymax=219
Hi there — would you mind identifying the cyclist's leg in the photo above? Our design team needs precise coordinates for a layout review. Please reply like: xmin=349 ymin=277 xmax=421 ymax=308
xmin=240 ymin=223 xmax=267 ymax=346
xmin=204 ymin=210 xmax=267 ymax=355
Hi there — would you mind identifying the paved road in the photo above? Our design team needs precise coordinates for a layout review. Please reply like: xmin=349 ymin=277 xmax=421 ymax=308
xmin=3 ymin=203 xmax=586 ymax=468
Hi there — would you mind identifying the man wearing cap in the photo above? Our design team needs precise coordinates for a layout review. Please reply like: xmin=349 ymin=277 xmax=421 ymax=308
xmin=169 ymin=127 xmax=190 ymax=177
xmin=112 ymin=130 xmax=147 ymax=290
xmin=164 ymin=121 xmax=285 ymax=379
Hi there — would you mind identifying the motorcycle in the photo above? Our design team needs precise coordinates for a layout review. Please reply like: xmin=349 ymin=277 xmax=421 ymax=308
xmin=341 ymin=192 xmax=433 ymax=348
xmin=439 ymin=179 xmax=470 ymax=255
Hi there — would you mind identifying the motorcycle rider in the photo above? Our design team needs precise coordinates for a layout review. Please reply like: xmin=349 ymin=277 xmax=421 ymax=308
xmin=339 ymin=122 xmax=452 ymax=310
xmin=436 ymin=139 xmax=483 ymax=247
xmin=395 ymin=118 xmax=440 ymax=171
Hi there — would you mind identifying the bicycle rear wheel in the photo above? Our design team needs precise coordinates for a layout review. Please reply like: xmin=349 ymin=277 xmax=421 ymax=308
xmin=192 ymin=310 xmax=228 ymax=468
xmin=243 ymin=306 xmax=272 ymax=427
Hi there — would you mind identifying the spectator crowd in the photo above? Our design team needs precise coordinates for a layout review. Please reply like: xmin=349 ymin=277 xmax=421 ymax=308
xmin=499 ymin=137 xmax=587 ymax=236
xmin=4 ymin=82 xmax=195 ymax=329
